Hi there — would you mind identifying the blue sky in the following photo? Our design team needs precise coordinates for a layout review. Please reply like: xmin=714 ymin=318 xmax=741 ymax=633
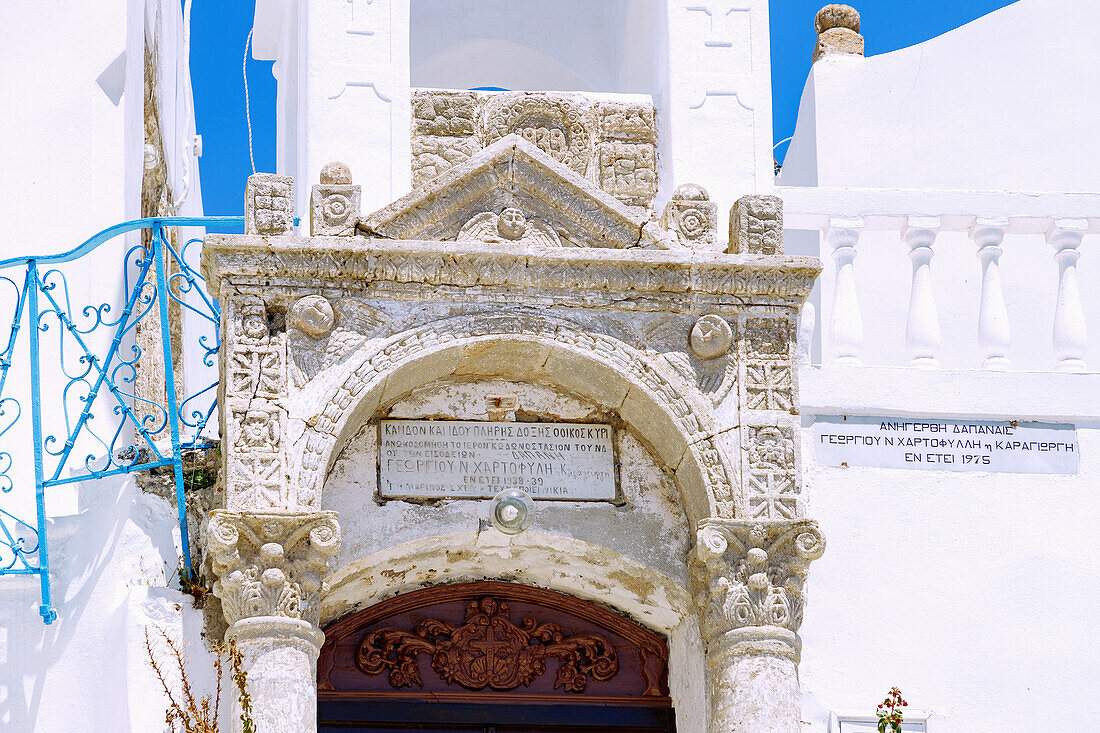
xmin=190 ymin=0 xmax=1015 ymax=216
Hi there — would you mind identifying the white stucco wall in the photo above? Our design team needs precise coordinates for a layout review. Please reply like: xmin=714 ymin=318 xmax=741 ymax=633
xmin=0 ymin=2 xmax=213 ymax=731
xmin=779 ymin=0 xmax=1100 ymax=191
xmin=776 ymin=3 xmax=1100 ymax=729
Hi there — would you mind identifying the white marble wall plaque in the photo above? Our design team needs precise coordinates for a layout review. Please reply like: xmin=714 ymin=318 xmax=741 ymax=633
xmin=814 ymin=416 xmax=1078 ymax=474
xmin=380 ymin=420 xmax=616 ymax=499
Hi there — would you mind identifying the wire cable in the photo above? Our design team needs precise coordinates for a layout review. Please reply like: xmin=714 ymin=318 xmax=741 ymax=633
xmin=243 ymin=28 xmax=256 ymax=175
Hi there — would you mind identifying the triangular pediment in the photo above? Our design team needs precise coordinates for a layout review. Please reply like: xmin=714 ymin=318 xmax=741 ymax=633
xmin=359 ymin=135 xmax=673 ymax=249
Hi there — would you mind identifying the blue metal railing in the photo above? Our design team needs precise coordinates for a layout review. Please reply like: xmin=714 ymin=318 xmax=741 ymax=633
xmin=0 ymin=216 xmax=243 ymax=623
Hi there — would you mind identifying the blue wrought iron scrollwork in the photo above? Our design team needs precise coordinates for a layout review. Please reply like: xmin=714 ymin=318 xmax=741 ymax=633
xmin=0 ymin=216 xmax=243 ymax=623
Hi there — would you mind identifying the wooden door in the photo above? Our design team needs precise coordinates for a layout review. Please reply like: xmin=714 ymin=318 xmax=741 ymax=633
xmin=318 ymin=582 xmax=676 ymax=732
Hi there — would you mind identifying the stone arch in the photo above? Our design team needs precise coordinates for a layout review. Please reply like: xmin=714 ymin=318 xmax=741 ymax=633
xmin=293 ymin=312 xmax=738 ymax=526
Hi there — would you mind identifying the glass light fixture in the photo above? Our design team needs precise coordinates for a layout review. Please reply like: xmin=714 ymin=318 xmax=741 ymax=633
xmin=489 ymin=488 xmax=534 ymax=534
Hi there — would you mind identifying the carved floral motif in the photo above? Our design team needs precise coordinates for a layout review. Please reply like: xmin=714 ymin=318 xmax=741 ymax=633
xmin=481 ymin=93 xmax=593 ymax=177
xmin=357 ymin=596 xmax=618 ymax=693
xmin=208 ymin=510 xmax=340 ymax=627
xmin=692 ymin=519 xmax=825 ymax=643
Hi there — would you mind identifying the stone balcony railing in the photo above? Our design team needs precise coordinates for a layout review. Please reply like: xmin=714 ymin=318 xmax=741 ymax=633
xmin=779 ymin=186 xmax=1100 ymax=373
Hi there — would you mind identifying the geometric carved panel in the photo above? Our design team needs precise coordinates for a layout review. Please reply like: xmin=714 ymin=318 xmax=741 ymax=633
xmin=318 ymin=582 xmax=670 ymax=704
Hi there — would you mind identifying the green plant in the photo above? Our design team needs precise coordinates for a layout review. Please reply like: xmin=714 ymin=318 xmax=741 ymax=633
xmin=178 ymin=563 xmax=211 ymax=608
xmin=876 ymin=687 xmax=908 ymax=733
xmin=144 ymin=627 xmax=255 ymax=733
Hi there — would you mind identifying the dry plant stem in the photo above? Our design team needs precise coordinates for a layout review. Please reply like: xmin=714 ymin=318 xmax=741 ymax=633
xmin=145 ymin=626 xmax=233 ymax=733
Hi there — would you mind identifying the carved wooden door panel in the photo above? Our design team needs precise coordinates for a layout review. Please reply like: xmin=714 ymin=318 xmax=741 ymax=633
xmin=318 ymin=582 xmax=675 ymax=732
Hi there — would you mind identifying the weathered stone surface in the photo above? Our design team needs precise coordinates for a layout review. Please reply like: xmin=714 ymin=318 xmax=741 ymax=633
xmin=407 ymin=91 xmax=660 ymax=208
xmin=729 ymin=195 xmax=784 ymax=255
xmin=208 ymin=510 xmax=341 ymax=627
xmin=310 ymin=164 xmax=361 ymax=236
xmin=246 ymin=173 xmax=295 ymax=235
xmin=411 ymin=135 xmax=481 ymax=187
xmin=361 ymin=135 xmax=665 ymax=249
xmin=691 ymin=519 xmax=825 ymax=733
xmin=413 ymin=91 xmax=478 ymax=136
xmin=813 ymin=5 xmax=864 ymax=62
xmin=661 ymin=183 xmax=718 ymax=248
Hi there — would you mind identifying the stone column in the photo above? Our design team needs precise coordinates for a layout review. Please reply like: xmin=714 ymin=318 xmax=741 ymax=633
xmin=208 ymin=510 xmax=341 ymax=733
xmin=692 ymin=519 xmax=825 ymax=733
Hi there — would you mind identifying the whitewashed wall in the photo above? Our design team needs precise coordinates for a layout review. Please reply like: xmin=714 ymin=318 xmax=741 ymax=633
xmin=779 ymin=1 xmax=1100 ymax=730
xmin=253 ymin=0 xmax=775 ymax=232
xmin=0 ymin=1 xmax=211 ymax=730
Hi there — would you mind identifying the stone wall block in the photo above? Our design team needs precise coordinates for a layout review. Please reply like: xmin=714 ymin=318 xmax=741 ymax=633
xmin=729 ymin=195 xmax=784 ymax=255
xmin=246 ymin=173 xmax=295 ymax=235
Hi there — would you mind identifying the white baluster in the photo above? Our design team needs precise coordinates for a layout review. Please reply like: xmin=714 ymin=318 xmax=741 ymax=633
xmin=1047 ymin=219 xmax=1088 ymax=372
xmin=826 ymin=217 xmax=864 ymax=365
xmin=970 ymin=218 xmax=1011 ymax=370
xmin=902 ymin=216 xmax=942 ymax=368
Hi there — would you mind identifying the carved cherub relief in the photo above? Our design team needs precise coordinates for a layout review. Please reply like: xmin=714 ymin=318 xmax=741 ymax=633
xmin=287 ymin=295 xmax=392 ymax=386
xmin=456 ymin=205 xmax=562 ymax=247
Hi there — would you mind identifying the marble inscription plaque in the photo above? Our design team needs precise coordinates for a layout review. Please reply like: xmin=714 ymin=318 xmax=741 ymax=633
xmin=814 ymin=415 xmax=1078 ymax=474
xmin=379 ymin=420 xmax=616 ymax=500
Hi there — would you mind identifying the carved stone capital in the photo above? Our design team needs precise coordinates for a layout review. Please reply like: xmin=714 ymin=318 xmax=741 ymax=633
xmin=691 ymin=519 xmax=825 ymax=653
xmin=208 ymin=510 xmax=341 ymax=627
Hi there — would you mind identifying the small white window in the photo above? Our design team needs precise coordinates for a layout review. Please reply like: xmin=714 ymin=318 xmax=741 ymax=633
xmin=831 ymin=712 xmax=932 ymax=733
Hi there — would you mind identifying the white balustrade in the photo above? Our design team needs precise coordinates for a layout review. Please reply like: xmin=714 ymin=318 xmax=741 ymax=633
xmin=902 ymin=216 xmax=941 ymax=368
xmin=1047 ymin=219 xmax=1088 ymax=372
xmin=970 ymin=218 xmax=1010 ymax=370
xmin=825 ymin=217 xmax=864 ymax=365
xmin=779 ymin=186 xmax=1099 ymax=372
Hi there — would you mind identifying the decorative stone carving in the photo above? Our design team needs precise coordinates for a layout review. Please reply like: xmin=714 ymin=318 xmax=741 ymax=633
xmin=692 ymin=519 xmax=825 ymax=640
xmin=288 ymin=295 xmax=336 ymax=339
xmin=233 ymin=408 xmax=281 ymax=453
xmin=745 ymin=426 xmax=799 ymax=519
xmin=596 ymin=101 xmax=657 ymax=143
xmin=413 ymin=91 xmax=477 ymax=137
xmin=207 ymin=510 xmax=341 ymax=627
xmin=729 ymin=195 xmax=783 ymax=255
xmin=406 ymin=92 xmax=659 ymax=208
xmin=813 ymin=4 xmax=864 ymax=63
xmin=456 ymin=205 xmax=561 ymax=246
xmin=598 ymin=142 xmax=657 ymax=207
xmin=661 ymin=183 xmax=718 ymax=248
xmin=691 ymin=519 xmax=825 ymax=733
xmin=246 ymin=173 xmax=294 ymax=235
xmin=287 ymin=297 xmax=391 ymax=387
xmin=357 ymin=596 xmax=619 ymax=693
xmin=411 ymin=135 xmax=481 ymax=188
xmin=310 ymin=162 xmax=361 ymax=236
xmin=741 ymin=314 xmax=795 ymax=414
xmin=362 ymin=135 xmax=660 ymax=249
xmin=481 ymin=92 xmax=593 ymax=177
xmin=690 ymin=315 xmax=733 ymax=359
xmin=223 ymin=296 xmax=291 ymax=508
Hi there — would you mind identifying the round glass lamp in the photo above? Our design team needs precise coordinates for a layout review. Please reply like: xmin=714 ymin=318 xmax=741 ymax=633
xmin=489 ymin=488 xmax=535 ymax=534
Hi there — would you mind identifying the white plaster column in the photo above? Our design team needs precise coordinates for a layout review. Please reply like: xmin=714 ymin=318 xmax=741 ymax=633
xmin=1047 ymin=219 xmax=1088 ymax=372
xmin=971 ymin=218 xmax=1011 ymax=370
xmin=902 ymin=216 xmax=942 ymax=368
xmin=692 ymin=519 xmax=825 ymax=733
xmin=208 ymin=511 xmax=341 ymax=733
xmin=825 ymin=217 xmax=864 ymax=365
